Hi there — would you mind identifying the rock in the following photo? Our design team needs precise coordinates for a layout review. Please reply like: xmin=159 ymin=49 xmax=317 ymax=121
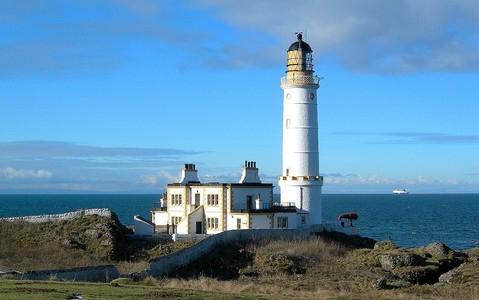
xmin=438 ymin=269 xmax=456 ymax=284
xmin=373 ymin=276 xmax=387 ymax=289
xmin=422 ymin=242 xmax=453 ymax=257
xmin=85 ymin=229 xmax=102 ymax=239
xmin=378 ymin=253 xmax=423 ymax=271
xmin=397 ymin=266 xmax=440 ymax=285
xmin=374 ymin=240 xmax=399 ymax=251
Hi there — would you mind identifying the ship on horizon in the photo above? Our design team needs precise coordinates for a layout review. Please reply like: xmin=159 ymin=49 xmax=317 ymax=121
xmin=392 ymin=189 xmax=409 ymax=194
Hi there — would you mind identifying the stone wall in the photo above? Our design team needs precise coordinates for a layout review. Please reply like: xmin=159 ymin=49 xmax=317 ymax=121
xmin=17 ymin=265 xmax=120 ymax=282
xmin=0 ymin=208 xmax=112 ymax=223
xmin=148 ymin=227 xmax=313 ymax=277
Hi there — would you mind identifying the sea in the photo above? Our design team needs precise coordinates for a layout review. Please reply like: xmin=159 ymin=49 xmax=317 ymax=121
xmin=1 ymin=193 xmax=478 ymax=250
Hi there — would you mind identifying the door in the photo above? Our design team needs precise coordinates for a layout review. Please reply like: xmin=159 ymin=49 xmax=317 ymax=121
xmin=236 ymin=218 xmax=241 ymax=229
xmin=195 ymin=221 xmax=202 ymax=234
xmin=246 ymin=195 xmax=253 ymax=210
xmin=194 ymin=193 xmax=200 ymax=207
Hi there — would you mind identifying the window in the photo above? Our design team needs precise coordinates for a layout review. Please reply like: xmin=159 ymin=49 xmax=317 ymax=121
xmin=285 ymin=119 xmax=291 ymax=128
xmin=171 ymin=194 xmax=182 ymax=205
xmin=207 ymin=217 xmax=219 ymax=230
xmin=277 ymin=217 xmax=288 ymax=229
xmin=207 ymin=194 xmax=219 ymax=206
xmin=171 ymin=216 xmax=182 ymax=225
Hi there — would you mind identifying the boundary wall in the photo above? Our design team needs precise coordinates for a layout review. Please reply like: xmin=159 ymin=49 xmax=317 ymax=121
xmin=0 ymin=208 xmax=112 ymax=223
xmin=147 ymin=227 xmax=314 ymax=278
xmin=17 ymin=265 xmax=119 ymax=282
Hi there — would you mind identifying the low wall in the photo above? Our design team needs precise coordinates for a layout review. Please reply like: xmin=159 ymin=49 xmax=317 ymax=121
xmin=18 ymin=265 xmax=120 ymax=282
xmin=0 ymin=208 xmax=112 ymax=223
xmin=148 ymin=228 xmax=313 ymax=278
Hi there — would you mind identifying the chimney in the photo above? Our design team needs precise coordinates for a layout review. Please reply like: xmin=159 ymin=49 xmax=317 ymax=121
xmin=239 ymin=161 xmax=262 ymax=184
xmin=179 ymin=163 xmax=200 ymax=184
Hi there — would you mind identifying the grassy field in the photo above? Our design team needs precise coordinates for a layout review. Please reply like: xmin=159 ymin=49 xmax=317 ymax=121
xmin=0 ymin=278 xmax=292 ymax=300
xmin=2 ymin=216 xmax=479 ymax=299
xmin=2 ymin=276 xmax=478 ymax=300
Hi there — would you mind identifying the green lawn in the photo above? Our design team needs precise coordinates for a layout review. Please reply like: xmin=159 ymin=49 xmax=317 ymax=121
xmin=0 ymin=279 xmax=295 ymax=300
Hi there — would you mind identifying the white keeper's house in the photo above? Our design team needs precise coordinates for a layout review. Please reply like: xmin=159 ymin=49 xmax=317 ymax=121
xmin=151 ymin=33 xmax=326 ymax=235
xmin=152 ymin=162 xmax=302 ymax=234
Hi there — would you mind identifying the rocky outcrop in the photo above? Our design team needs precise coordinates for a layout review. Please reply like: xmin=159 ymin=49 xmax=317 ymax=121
xmin=373 ymin=241 xmax=467 ymax=285
xmin=0 ymin=208 xmax=113 ymax=223
xmin=378 ymin=253 xmax=424 ymax=271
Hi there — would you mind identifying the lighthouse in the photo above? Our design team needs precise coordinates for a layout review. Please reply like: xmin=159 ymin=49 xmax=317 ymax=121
xmin=278 ymin=33 xmax=323 ymax=226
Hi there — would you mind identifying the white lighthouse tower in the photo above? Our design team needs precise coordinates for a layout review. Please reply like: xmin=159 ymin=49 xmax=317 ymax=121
xmin=279 ymin=33 xmax=323 ymax=226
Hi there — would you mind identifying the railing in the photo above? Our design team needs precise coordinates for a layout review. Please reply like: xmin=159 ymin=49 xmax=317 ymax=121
xmin=281 ymin=75 xmax=320 ymax=86
xmin=278 ymin=175 xmax=323 ymax=182
xmin=232 ymin=202 xmax=297 ymax=212
xmin=152 ymin=203 xmax=167 ymax=211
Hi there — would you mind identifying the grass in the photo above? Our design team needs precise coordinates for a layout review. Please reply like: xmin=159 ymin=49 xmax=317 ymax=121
xmin=2 ymin=217 xmax=479 ymax=299
xmin=0 ymin=216 xmax=195 ymax=273
xmin=0 ymin=278 xmax=302 ymax=300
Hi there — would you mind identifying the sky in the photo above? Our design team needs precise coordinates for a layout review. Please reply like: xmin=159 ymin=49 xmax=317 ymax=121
xmin=1 ymin=0 xmax=478 ymax=194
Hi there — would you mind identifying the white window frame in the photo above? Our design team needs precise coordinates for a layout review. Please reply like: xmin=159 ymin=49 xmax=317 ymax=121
xmin=277 ymin=216 xmax=288 ymax=229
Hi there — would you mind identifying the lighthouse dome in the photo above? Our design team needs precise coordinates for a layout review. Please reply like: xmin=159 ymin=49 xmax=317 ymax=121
xmin=288 ymin=41 xmax=312 ymax=52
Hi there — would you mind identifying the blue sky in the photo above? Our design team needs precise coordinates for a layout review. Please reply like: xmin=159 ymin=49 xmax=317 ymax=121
xmin=1 ymin=0 xmax=478 ymax=194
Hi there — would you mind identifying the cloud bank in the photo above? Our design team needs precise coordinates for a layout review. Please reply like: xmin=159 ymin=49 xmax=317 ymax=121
xmin=0 ymin=141 xmax=203 ymax=193
xmin=2 ymin=0 xmax=479 ymax=78
xmin=331 ymin=131 xmax=479 ymax=144
xmin=323 ymin=172 xmax=478 ymax=193
xmin=196 ymin=0 xmax=479 ymax=73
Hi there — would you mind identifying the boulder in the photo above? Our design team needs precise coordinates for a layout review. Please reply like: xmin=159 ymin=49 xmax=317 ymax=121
xmin=438 ymin=269 xmax=456 ymax=284
xmin=395 ymin=265 xmax=440 ymax=285
xmin=378 ymin=253 xmax=423 ymax=271
xmin=421 ymin=242 xmax=453 ymax=257
xmin=373 ymin=276 xmax=388 ymax=290
xmin=374 ymin=240 xmax=399 ymax=251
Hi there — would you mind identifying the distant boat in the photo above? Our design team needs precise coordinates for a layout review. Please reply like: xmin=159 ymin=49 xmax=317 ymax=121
xmin=392 ymin=189 xmax=409 ymax=194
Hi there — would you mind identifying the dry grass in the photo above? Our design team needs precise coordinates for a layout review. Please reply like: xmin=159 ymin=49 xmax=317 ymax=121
xmin=0 ymin=219 xmax=108 ymax=271
xmin=0 ymin=217 xmax=194 ymax=273
xmin=2 ymin=218 xmax=479 ymax=299
xmin=163 ymin=234 xmax=479 ymax=300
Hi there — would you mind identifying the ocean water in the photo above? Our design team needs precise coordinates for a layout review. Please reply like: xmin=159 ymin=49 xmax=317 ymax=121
xmin=1 ymin=194 xmax=478 ymax=250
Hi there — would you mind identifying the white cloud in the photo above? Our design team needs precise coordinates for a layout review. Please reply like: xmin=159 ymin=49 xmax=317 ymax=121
xmin=140 ymin=175 xmax=158 ymax=185
xmin=323 ymin=172 xmax=479 ymax=193
xmin=4 ymin=1 xmax=479 ymax=77
xmin=1 ymin=167 xmax=52 ymax=180
xmin=197 ymin=0 xmax=479 ymax=73
xmin=159 ymin=171 xmax=179 ymax=183
xmin=0 ymin=141 xmax=202 ymax=192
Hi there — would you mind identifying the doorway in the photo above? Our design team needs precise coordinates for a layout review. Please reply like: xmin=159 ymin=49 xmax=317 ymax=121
xmin=195 ymin=221 xmax=202 ymax=234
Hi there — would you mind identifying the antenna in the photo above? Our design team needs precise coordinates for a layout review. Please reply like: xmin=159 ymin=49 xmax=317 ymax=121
xmin=294 ymin=31 xmax=303 ymax=41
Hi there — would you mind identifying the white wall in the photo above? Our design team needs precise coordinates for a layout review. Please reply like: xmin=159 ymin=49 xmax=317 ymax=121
xmin=152 ymin=211 xmax=168 ymax=227
xmin=231 ymin=186 xmax=272 ymax=210
xmin=273 ymin=212 xmax=298 ymax=229
xmin=250 ymin=214 xmax=272 ymax=229
xmin=227 ymin=214 xmax=248 ymax=230
xmin=134 ymin=216 xmax=154 ymax=236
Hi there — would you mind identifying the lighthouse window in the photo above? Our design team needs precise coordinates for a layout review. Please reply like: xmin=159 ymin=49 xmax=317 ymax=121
xmin=207 ymin=217 xmax=219 ymax=230
xmin=285 ymin=119 xmax=290 ymax=128
xmin=207 ymin=194 xmax=219 ymax=206
xmin=277 ymin=217 xmax=288 ymax=229
xmin=171 ymin=194 xmax=182 ymax=205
